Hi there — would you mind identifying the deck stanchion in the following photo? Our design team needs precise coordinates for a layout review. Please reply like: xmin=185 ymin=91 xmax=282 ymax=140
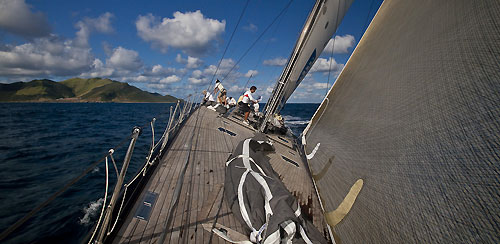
xmin=97 ymin=127 xmax=141 ymax=244
xmin=160 ymin=106 xmax=174 ymax=152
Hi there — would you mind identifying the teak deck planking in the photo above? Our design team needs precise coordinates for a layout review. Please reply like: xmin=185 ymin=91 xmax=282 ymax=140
xmin=112 ymin=106 xmax=328 ymax=243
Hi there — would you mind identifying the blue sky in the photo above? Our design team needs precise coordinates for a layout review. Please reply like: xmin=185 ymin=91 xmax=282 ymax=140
xmin=0 ymin=0 xmax=381 ymax=102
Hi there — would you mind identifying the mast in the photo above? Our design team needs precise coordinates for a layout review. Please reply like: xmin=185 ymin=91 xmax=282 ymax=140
xmin=260 ymin=0 xmax=353 ymax=132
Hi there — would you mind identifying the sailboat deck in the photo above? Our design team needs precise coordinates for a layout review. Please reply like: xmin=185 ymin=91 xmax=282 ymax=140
xmin=113 ymin=106 xmax=328 ymax=243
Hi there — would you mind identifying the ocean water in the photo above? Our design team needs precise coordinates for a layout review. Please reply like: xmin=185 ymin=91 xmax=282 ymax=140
xmin=0 ymin=102 xmax=318 ymax=243
xmin=280 ymin=103 xmax=319 ymax=136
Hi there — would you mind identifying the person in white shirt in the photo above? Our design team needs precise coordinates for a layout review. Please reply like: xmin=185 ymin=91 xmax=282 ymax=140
xmin=253 ymin=96 xmax=262 ymax=112
xmin=202 ymin=90 xmax=216 ymax=106
xmin=213 ymin=79 xmax=224 ymax=98
xmin=227 ymin=97 xmax=237 ymax=108
xmin=238 ymin=86 xmax=257 ymax=125
xmin=208 ymin=89 xmax=228 ymax=112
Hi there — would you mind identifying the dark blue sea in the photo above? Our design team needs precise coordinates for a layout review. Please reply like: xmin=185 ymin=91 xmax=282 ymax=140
xmin=0 ymin=102 xmax=318 ymax=243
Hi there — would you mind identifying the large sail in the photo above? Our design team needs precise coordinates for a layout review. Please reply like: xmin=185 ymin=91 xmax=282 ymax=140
xmin=261 ymin=0 xmax=353 ymax=131
xmin=303 ymin=0 xmax=500 ymax=243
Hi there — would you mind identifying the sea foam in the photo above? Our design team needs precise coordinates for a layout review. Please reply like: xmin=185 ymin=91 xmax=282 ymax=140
xmin=79 ymin=198 xmax=104 ymax=225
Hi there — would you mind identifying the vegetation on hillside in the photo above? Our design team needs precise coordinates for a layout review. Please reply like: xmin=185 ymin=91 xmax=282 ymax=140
xmin=0 ymin=78 xmax=178 ymax=102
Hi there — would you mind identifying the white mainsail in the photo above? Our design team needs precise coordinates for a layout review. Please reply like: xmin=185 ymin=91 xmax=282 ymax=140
xmin=304 ymin=0 xmax=500 ymax=243
xmin=260 ymin=0 xmax=353 ymax=131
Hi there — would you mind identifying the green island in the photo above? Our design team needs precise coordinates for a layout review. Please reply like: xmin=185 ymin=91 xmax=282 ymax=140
xmin=0 ymin=78 xmax=178 ymax=102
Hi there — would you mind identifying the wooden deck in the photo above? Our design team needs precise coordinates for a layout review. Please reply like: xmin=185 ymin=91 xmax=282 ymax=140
xmin=112 ymin=106 xmax=328 ymax=243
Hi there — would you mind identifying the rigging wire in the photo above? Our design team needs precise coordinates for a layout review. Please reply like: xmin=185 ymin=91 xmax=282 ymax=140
xmin=208 ymin=0 xmax=250 ymax=86
xmin=241 ymin=6 xmax=289 ymax=93
xmin=361 ymin=0 xmax=376 ymax=37
xmin=325 ymin=0 xmax=342 ymax=97
xmin=220 ymin=0 xmax=294 ymax=83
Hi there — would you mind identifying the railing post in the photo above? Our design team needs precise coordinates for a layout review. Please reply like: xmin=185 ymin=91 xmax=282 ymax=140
xmin=161 ymin=106 xmax=174 ymax=152
xmin=97 ymin=127 xmax=141 ymax=244
xmin=172 ymin=101 xmax=180 ymax=131
xmin=178 ymin=99 xmax=187 ymax=123
xmin=186 ymin=96 xmax=192 ymax=114
xmin=146 ymin=118 xmax=156 ymax=164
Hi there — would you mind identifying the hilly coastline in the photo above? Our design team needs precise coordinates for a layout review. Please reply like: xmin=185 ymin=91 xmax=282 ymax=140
xmin=0 ymin=78 xmax=178 ymax=103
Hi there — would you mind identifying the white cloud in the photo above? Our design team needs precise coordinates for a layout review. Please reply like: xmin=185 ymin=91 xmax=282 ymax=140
xmin=144 ymin=64 xmax=180 ymax=77
xmin=133 ymin=75 xmax=149 ymax=82
xmin=203 ymin=58 xmax=237 ymax=77
xmin=290 ymin=79 xmax=331 ymax=102
xmin=136 ymin=11 xmax=225 ymax=56
xmin=82 ymin=58 xmax=113 ymax=77
xmin=0 ymin=0 xmax=51 ymax=38
xmin=0 ymin=12 xmax=118 ymax=79
xmin=0 ymin=36 xmax=93 ymax=77
xmin=160 ymin=75 xmax=181 ymax=84
xmin=175 ymin=54 xmax=203 ymax=69
xmin=312 ymin=82 xmax=328 ymax=89
xmin=323 ymin=34 xmax=355 ymax=54
xmin=191 ymin=69 xmax=203 ymax=79
xmin=147 ymin=83 xmax=167 ymax=89
xmin=296 ymin=76 xmax=331 ymax=93
xmin=75 ymin=12 xmax=114 ymax=47
xmin=227 ymin=84 xmax=244 ymax=93
xmin=188 ymin=77 xmax=209 ymax=85
xmin=186 ymin=56 xmax=203 ymax=69
xmin=243 ymin=23 xmax=258 ymax=32
xmin=152 ymin=65 xmax=164 ymax=74
xmin=310 ymin=57 xmax=344 ymax=75
xmin=263 ymin=57 xmax=287 ymax=66
xmin=107 ymin=46 xmax=143 ymax=71
xmin=79 ymin=46 xmax=144 ymax=78
xmin=186 ymin=58 xmax=244 ymax=86
xmin=244 ymin=70 xmax=258 ymax=78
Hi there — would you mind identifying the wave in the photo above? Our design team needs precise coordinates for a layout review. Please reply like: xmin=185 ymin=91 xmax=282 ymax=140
xmin=79 ymin=198 xmax=104 ymax=225
xmin=285 ymin=120 xmax=310 ymax=125
xmin=282 ymin=115 xmax=302 ymax=121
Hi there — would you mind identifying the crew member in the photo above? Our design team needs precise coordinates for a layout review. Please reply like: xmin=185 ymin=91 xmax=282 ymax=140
xmin=202 ymin=90 xmax=216 ymax=106
xmin=213 ymin=79 xmax=224 ymax=98
xmin=239 ymin=86 xmax=258 ymax=125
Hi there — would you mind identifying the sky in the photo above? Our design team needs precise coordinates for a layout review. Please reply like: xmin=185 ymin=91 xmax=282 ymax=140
xmin=0 ymin=0 xmax=382 ymax=103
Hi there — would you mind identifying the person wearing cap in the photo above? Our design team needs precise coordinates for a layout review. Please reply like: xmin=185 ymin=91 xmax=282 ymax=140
xmin=238 ymin=86 xmax=258 ymax=125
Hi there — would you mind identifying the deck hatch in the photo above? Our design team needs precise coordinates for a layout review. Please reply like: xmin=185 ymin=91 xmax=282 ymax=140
xmin=281 ymin=155 xmax=299 ymax=167
xmin=135 ymin=191 xmax=158 ymax=221
xmin=218 ymin=127 xmax=237 ymax=136
xmin=278 ymin=136 xmax=289 ymax=143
